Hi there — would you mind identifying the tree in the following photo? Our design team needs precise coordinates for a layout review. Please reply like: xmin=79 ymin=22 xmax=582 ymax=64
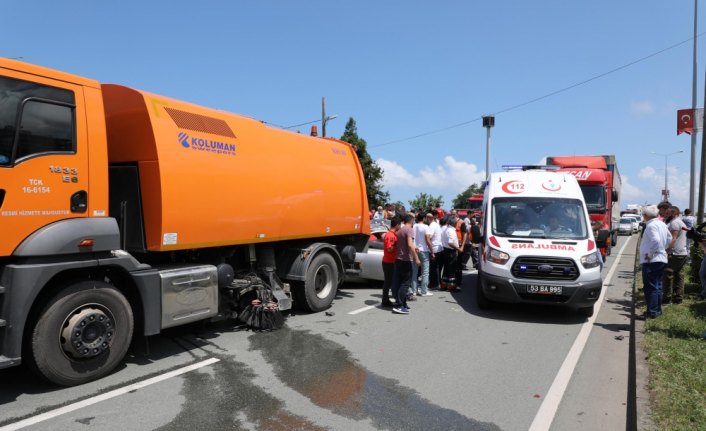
xmin=452 ymin=183 xmax=483 ymax=209
xmin=340 ymin=118 xmax=389 ymax=208
xmin=408 ymin=193 xmax=444 ymax=211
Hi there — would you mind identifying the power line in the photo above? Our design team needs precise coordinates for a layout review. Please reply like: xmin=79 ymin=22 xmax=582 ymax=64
xmin=371 ymin=32 xmax=706 ymax=149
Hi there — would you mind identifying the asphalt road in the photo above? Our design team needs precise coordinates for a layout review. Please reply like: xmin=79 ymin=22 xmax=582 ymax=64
xmin=0 ymin=234 xmax=638 ymax=431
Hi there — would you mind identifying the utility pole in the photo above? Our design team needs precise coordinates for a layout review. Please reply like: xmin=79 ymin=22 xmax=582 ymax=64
xmin=696 ymin=66 xmax=706 ymax=223
xmin=321 ymin=97 xmax=327 ymax=138
xmin=482 ymin=115 xmax=495 ymax=178
xmin=690 ymin=0 xmax=699 ymax=211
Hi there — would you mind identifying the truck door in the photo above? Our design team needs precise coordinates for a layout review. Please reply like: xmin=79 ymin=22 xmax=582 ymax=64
xmin=0 ymin=73 xmax=89 ymax=256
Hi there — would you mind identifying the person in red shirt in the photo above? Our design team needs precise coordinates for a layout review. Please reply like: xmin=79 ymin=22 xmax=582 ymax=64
xmin=435 ymin=205 xmax=445 ymax=220
xmin=381 ymin=217 xmax=401 ymax=307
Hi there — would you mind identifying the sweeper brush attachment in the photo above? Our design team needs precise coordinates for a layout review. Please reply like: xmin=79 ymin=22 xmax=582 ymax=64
xmin=233 ymin=277 xmax=286 ymax=331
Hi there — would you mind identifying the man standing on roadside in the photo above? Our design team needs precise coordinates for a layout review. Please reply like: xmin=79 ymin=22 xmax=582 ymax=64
xmin=391 ymin=214 xmax=421 ymax=314
xmin=663 ymin=206 xmax=688 ymax=305
xmin=413 ymin=212 xmax=433 ymax=297
xmin=657 ymin=201 xmax=671 ymax=221
xmin=381 ymin=217 xmax=401 ymax=308
xmin=682 ymin=208 xmax=696 ymax=230
xmin=640 ymin=205 xmax=671 ymax=319
xmin=682 ymin=208 xmax=697 ymax=251
xmin=427 ymin=210 xmax=443 ymax=290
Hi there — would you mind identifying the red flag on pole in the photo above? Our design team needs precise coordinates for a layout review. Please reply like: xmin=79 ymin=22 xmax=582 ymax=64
xmin=677 ymin=108 xmax=694 ymax=135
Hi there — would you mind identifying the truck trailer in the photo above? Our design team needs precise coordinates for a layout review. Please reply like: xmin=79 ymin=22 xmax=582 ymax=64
xmin=0 ymin=58 xmax=370 ymax=385
xmin=546 ymin=155 xmax=621 ymax=261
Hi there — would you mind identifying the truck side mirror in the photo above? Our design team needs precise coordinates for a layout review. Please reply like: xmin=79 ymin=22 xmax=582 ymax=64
xmin=612 ymin=189 xmax=619 ymax=202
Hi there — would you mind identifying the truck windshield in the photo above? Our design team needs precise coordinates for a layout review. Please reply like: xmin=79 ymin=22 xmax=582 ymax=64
xmin=468 ymin=199 xmax=482 ymax=211
xmin=580 ymin=185 xmax=605 ymax=211
xmin=491 ymin=197 xmax=589 ymax=239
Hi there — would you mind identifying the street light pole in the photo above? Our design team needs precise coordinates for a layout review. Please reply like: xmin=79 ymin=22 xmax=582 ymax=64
xmin=652 ymin=150 xmax=684 ymax=202
xmin=482 ymin=115 xmax=495 ymax=178
xmin=690 ymin=0 xmax=699 ymax=211
xmin=322 ymin=97 xmax=327 ymax=137
xmin=320 ymin=97 xmax=338 ymax=138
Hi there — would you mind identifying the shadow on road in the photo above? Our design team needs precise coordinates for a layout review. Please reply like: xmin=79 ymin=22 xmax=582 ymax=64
xmin=448 ymin=272 xmax=588 ymax=325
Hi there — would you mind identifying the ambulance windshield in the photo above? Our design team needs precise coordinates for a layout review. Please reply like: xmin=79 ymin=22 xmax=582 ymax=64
xmin=491 ymin=197 xmax=589 ymax=239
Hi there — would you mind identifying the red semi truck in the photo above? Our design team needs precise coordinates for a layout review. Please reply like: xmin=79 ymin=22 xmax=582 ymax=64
xmin=546 ymin=155 xmax=621 ymax=261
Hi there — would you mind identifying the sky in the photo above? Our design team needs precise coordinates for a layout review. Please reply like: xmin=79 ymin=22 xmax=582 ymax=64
xmin=3 ymin=1 xmax=704 ymax=211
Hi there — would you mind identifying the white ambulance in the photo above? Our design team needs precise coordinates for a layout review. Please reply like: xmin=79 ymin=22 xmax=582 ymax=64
xmin=477 ymin=166 xmax=603 ymax=317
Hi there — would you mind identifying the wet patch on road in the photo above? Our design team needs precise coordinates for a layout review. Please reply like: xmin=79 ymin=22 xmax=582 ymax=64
xmin=154 ymin=351 xmax=325 ymax=431
xmin=250 ymin=327 xmax=501 ymax=431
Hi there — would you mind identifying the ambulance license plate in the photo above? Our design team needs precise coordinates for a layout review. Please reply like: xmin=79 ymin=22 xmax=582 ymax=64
xmin=526 ymin=285 xmax=563 ymax=295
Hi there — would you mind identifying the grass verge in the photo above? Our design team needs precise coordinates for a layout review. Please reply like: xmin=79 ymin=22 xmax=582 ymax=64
xmin=637 ymin=266 xmax=706 ymax=431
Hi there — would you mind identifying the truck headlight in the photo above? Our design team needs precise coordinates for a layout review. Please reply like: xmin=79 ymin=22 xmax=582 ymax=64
xmin=581 ymin=251 xmax=602 ymax=269
xmin=488 ymin=247 xmax=510 ymax=265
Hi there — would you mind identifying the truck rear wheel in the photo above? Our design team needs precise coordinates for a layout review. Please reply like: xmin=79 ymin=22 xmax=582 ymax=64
xmin=295 ymin=253 xmax=339 ymax=312
xmin=28 ymin=280 xmax=134 ymax=386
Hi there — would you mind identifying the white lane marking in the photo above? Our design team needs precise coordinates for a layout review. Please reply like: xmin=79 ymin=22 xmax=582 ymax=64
xmin=528 ymin=237 xmax=633 ymax=431
xmin=348 ymin=305 xmax=377 ymax=315
xmin=0 ymin=357 xmax=220 ymax=431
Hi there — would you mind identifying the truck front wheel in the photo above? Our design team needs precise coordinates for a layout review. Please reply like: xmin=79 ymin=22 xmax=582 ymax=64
xmin=295 ymin=253 xmax=339 ymax=312
xmin=28 ymin=280 xmax=134 ymax=386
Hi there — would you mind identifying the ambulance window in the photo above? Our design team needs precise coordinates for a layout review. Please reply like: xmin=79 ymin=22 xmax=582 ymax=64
xmin=16 ymin=99 xmax=74 ymax=160
xmin=0 ymin=76 xmax=75 ymax=166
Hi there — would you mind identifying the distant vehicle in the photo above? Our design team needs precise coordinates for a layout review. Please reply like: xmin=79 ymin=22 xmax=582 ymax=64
xmin=623 ymin=204 xmax=642 ymax=216
xmin=623 ymin=214 xmax=641 ymax=233
xmin=618 ymin=217 xmax=634 ymax=235
xmin=346 ymin=220 xmax=388 ymax=283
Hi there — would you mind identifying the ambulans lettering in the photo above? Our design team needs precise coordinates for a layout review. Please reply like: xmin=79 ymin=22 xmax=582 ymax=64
xmin=178 ymin=131 xmax=236 ymax=156
xmin=510 ymin=243 xmax=576 ymax=251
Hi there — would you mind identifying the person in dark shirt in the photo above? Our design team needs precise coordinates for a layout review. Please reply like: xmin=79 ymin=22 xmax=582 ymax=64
xmin=391 ymin=214 xmax=420 ymax=314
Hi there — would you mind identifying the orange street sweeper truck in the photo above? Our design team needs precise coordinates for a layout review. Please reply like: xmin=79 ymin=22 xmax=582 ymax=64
xmin=0 ymin=58 xmax=370 ymax=385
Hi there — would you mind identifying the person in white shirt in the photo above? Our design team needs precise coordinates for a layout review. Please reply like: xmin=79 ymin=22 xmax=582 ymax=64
xmin=639 ymin=205 xmax=671 ymax=318
xmin=663 ymin=206 xmax=688 ymax=304
xmin=373 ymin=206 xmax=385 ymax=220
xmin=427 ymin=210 xmax=443 ymax=289
xmin=412 ymin=213 xmax=433 ymax=296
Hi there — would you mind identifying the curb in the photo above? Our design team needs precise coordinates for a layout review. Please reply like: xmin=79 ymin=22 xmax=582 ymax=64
xmin=629 ymin=237 xmax=655 ymax=431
